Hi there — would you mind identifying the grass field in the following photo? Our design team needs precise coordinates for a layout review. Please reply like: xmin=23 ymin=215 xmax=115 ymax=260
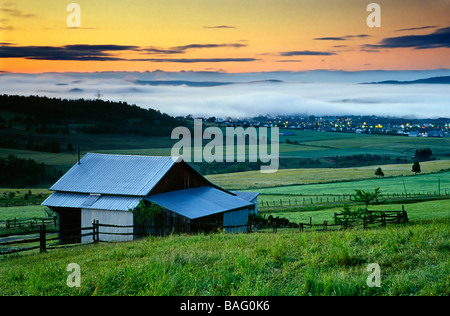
xmin=263 ymin=199 xmax=450 ymax=224
xmin=0 ymin=219 xmax=448 ymax=296
xmin=254 ymin=171 xmax=450 ymax=196
xmin=207 ymin=159 xmax=450 ymax=190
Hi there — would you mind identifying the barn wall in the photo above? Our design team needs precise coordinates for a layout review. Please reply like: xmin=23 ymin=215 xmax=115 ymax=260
xmin=250 ymin=198 xmax=258 ymax=215
xmin=81 ymin=209 xmax=133 ymax=243
xmin=150 ymin=162 xmax=216 ymax=195
xmin=223 ymin=208 xmax=249 ymax=233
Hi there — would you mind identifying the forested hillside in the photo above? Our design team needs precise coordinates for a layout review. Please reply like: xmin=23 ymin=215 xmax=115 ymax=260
xmin=0 ymin=94 xmax=186 ymax=136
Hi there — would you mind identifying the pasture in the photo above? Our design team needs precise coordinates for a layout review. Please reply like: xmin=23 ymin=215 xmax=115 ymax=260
xmin=0 ymin=219 xmax=448 ymax=296
xmin=207 ymin=159 xmax=450 ymax=190
xmin=254 ymin=171 xmax=450 ymax=196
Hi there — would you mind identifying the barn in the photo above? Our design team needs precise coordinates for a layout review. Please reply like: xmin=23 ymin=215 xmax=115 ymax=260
xmin=42 ymin=153 xmax=256 ymax=243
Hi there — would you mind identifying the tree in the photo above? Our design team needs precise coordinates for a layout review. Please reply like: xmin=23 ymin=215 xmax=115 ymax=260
xmin=354 ymin=187 xmax=381 ymax=211
xmin=414 ymin=148 xmax=432 ymax=161
xmin=375 ymin=167 xmax=384 ymax=177
xmin=412 ymin=161 xmax=421 ymax=174
xmin=130 ymin=200 xmax=164 ymax=236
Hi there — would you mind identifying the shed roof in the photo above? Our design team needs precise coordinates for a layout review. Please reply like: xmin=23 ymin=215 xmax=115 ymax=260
xmin=145 ymin=186 xmax=252 ymax=220
xmin=42 ymin=191 xmax=141 ymax=211
xmin=50 ymin=153 xmax=177 ymax=196
xmin=232 ymin=191 xmax=260 ymax=202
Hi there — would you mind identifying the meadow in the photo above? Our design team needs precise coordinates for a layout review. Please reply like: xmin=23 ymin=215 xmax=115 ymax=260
xmin=254 ymin=171 xmax=450 ymax=196
xmin=207 ymin=159 xmax=450 ymax=190
xmin=0 ymin=219 xmax=448 ymax=296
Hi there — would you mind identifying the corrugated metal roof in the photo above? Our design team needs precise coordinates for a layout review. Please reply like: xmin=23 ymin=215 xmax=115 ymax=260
xmin=232 ymin=191 xmax=260 ymax=202
xmin=145 ymin=186 xmax=252 ymax=219
xmin=42 ymin=192 xmax=141 ymax=211
xmin=50 ymin=153 xmax=177 ymax=196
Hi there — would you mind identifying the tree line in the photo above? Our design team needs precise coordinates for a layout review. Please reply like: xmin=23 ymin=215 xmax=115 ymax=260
xmin=0 ymin=155 xmax=62 ymax=188
xmin=0 ymin=94 xmax=187 ymax=137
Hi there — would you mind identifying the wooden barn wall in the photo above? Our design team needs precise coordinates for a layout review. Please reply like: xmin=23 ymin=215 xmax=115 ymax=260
xmin=150 ymin=162 xmax=212 ymax=195
xmin=223 ymin=208 xmax=249 ymax=233
xmin=81 ymin=209 xmax=133 ymax=243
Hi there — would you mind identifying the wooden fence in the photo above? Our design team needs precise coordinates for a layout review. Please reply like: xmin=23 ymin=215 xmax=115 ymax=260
xmin=0 ymin=216 xmax=57 ymax=230
xmin=259 ymin=192 xmax=449 ymax=208
xmin=249 ymin=207 xmax=409 ymax=233
xmin=0 ymin=220 xmax=249 ymax=255
xmin=0 ymin=220 xmax=100 ymax=255
xmin=1 ymin=207 xmax=409 ymax=255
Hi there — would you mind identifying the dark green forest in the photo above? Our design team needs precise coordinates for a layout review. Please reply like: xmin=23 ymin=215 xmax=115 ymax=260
xmin=0 ymin=94 xmax=186 ymax=136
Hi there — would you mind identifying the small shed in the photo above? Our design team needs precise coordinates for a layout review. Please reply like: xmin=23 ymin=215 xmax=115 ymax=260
xmin=42 ymin=153 xmax=255 ymax=243
xmin=232 ymin=191 xmax=260 ymax=215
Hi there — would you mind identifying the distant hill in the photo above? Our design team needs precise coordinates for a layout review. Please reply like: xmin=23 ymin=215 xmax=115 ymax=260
xmin=0 ymin=94 xmax=186 ymax=136
xmin=365 ymin=76 xmax=450 ymax=85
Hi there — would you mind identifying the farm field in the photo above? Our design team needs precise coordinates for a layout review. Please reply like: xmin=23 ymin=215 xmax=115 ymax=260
xmin=207 ymin=159 xmax=450 ymax=190
xmin=253 ymin=171 xmax=450 ymax=196
xmin=0 ymin=219 xmax=448 ymax=296
xmin=263 ymin=199 xmax=450 ymax=224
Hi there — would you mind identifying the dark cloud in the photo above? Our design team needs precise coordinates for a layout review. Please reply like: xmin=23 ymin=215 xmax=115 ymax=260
xmin=140 ymin=47 xmax=182 ymax=55
xmin=363 ymin=27 xmax=450 ymax=50
xmin=172 ymin=43 xmax=246 ymax=51
xmin=134 ymin=43 xmax=247 ymax=55
xmin=0 ymin=44 xmax=137 ymax=61
xmin=314 ymin=34 xmax=370 ymax=41
xmin=276 ymin=60 xmax=302 ymax=63
xmin=280 ymin=50 xmax=336 ymax=56
xmin=0 ymin=43 xmax=251 ymax=62
xmin=0 ymin=8 xmax=35 ymax=18
xmin=130 ymin=58 xmax=259 ymax=63
xmin=395 ymin=25 xmax=439 ymax=32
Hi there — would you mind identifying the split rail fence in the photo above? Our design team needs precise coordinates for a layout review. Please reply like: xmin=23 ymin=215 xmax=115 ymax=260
xmin=259 ymin=192 xmax=449 ymax=208
xmin=1 ymin=207 xmax=409 ymax=255
xmin=249 ymin=207 xmax=409 ymax=233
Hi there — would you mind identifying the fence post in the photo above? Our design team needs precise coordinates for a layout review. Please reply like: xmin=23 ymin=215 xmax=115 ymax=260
xmin=96 ymin=220 xmax=100 ymax=242
xmin=40 ymin=224 xmax=46 ymax=253
xmin=92 ymin=220 xmax=99 ymax=243
xmin=402 ymin=205 xmax=409 ymax=222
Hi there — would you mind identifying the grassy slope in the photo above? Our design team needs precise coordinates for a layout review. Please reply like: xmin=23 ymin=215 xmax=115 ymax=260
xmin=0 ymin=219 xmax=448 ymax=296
xmin=254 ymin=171 xmax=450 ymax=196
xmin=207 ymin=160 xmax=450 ymax=190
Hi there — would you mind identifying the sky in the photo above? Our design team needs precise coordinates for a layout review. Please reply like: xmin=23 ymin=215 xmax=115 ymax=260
xmin=0 ymin=1 xmax=449 ymax=118
xmin=1 ymin=0 xmax=449 ymax=73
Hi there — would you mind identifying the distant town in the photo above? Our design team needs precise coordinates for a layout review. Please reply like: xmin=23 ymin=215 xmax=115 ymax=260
xmin=200 ymin=115 xmax=450 ymax=138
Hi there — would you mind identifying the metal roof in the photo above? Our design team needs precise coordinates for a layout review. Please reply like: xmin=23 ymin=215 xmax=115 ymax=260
xmin=145 ymin=186 xmax=252 ymax=220
xmin=42 ymin=191 xmax=141 ymax=211
xmin=232 ymin=191 xmax=260 ymax=202
xmin=50 ymin=153 xmax=177 ymax=196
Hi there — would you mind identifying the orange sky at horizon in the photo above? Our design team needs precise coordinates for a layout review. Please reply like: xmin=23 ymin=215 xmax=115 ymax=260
xmin=1 ymin=0 xmax=449 ymax=73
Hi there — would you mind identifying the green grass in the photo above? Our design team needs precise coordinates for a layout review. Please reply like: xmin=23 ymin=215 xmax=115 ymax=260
xmin=207 ymin=160 xmax=450 ymax=190
xmin=263 ymin=199 xmax=450 ymax=224
xmin=254 ymin=171 xmax=450 ymax=196
xmin=0 ymin=219 xmax=448 ymax=296
xmin=0 ymin=205 xmax=51 ymax=221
